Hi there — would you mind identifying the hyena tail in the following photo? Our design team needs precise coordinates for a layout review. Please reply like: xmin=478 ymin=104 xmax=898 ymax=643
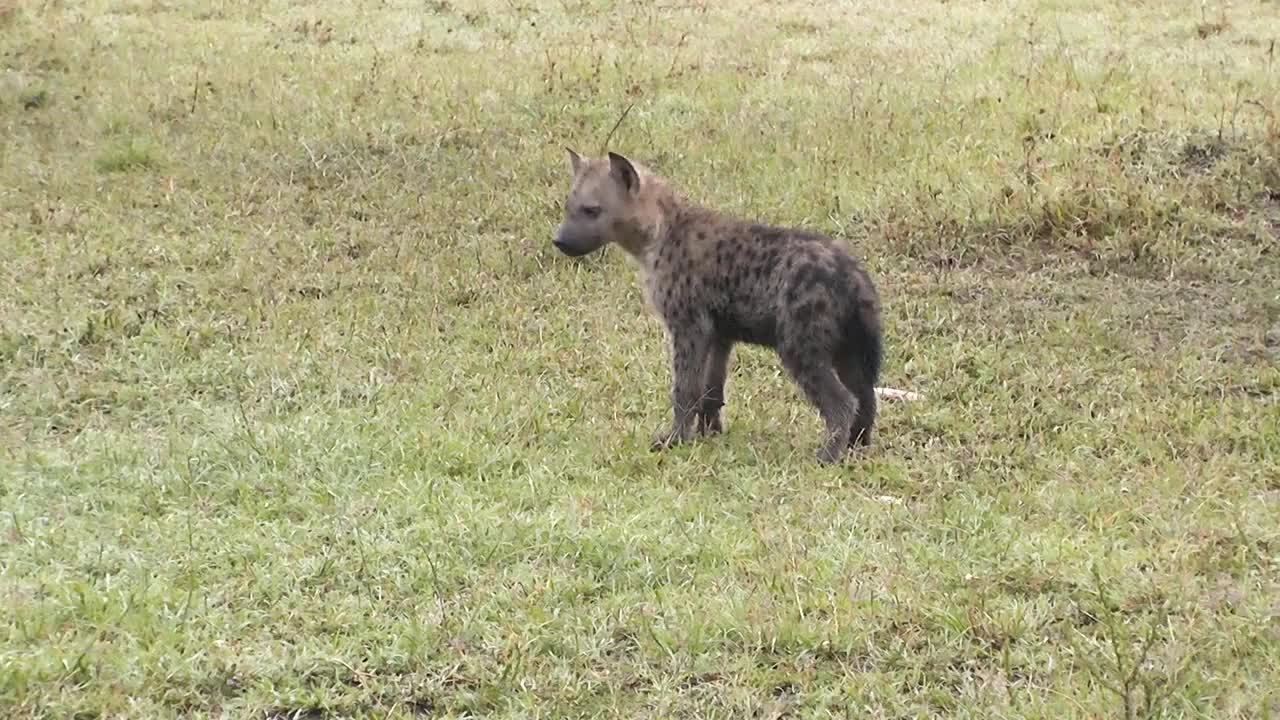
xmin=837 ymin=309 xmax=882 ymax=448
xmin=843 ymin=311 xmax=882 ymax=386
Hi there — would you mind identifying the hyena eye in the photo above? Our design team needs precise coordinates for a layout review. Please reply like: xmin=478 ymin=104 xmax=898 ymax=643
xmin=580 ymin=205 xmax=602 ymax=218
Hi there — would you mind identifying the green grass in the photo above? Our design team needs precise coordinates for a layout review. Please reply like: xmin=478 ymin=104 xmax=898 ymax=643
xmin=2 ymin=0 xmax=1279 ymax=717
xmin=94 ymin=138 xmax=159 ymax=173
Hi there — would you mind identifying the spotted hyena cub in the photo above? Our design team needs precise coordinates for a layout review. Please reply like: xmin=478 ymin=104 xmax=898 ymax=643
xmin=553 ymin=150 xmax=882 ymax=464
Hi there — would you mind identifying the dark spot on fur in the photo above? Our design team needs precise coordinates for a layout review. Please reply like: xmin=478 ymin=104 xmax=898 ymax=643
xmin=751 ymin=225 xmax=784 ymax=243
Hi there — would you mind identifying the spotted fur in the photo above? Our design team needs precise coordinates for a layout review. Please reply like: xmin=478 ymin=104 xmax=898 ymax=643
xmin=554 ymin=150 xmax=882 ymax=464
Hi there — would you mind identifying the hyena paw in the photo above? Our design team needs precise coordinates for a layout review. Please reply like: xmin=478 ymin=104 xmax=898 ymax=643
xmin=696 ymin=411 xmax=723 ymax=437
xmin=848 ymin=426 xmax=872 ymax=448
xmin=815 ymin=443 xmax=847 ymax=465
xmin=650 ymin=427 xmax=691 ymax=452
xmin=650 ymin=430 xmax=674 ymax=452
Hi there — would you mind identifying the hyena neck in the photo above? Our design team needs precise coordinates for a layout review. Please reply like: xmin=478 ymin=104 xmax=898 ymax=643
xmin=615 ymin=176 xmax=684 ymax=262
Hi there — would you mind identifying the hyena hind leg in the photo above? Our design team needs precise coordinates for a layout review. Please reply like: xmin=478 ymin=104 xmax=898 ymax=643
xmin=836 ymin=351 xmax=877 ymax=448
xmin=780 ymin=349 xmax=857 ymax=464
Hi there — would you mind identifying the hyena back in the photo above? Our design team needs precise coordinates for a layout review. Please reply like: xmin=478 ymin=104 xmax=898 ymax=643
xmin=554 ymin=150 xmax=882 ymax=464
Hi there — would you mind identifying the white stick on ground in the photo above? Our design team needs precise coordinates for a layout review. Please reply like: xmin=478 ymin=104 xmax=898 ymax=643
xmin=874 ymin=387 xmax=922 ymax=402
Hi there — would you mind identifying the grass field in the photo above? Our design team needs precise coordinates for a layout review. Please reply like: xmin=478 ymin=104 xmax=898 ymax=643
xmin=3 ymin=0 xmax=1279 ymax=717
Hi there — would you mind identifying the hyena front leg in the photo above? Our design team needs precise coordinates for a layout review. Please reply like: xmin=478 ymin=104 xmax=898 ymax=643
xmin=697 ymin=338 xmax=732 ymax=436
xmin=651 ymin=322 xmax=713 ymax=451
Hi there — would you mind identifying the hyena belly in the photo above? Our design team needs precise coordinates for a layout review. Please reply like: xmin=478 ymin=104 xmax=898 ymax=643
xmin=704 ymin=275 xmax=780 ymax=348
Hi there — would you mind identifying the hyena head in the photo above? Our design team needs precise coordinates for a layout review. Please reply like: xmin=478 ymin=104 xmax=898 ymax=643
xmin=554 ymin=149 xmax=643 ymax=257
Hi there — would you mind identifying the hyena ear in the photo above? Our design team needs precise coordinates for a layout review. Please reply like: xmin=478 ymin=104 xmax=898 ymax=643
xmin=607 ymin=152 xmax=640 ymax=195
xmin=566 ymin=148 xmax=584 ymax=175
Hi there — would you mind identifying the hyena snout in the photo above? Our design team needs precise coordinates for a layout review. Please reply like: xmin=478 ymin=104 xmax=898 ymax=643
xmin=553 ymin=226 xmax=604 ymax=257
